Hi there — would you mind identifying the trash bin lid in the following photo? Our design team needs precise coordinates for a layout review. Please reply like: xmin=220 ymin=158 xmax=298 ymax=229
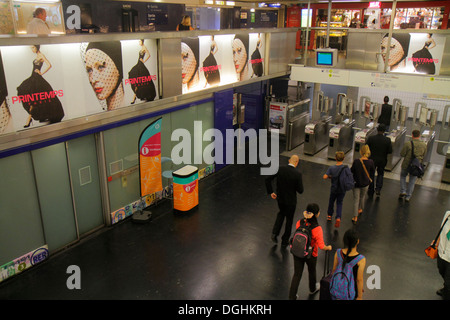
xmin=173 ymin=165 xmax=198 ymax=178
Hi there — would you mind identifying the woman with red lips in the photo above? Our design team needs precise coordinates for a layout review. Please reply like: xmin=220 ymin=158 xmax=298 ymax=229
xmin=84 ymin=41 xmax=124 ymax=111
xmin=232 ymin=34 xmax=249 ymax=81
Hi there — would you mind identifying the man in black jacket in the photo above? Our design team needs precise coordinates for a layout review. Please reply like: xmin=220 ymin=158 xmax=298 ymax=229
xmin=378 ymin=96 xmax=393 ymax=131
xmin=265 ymin=155 xmax=304 ymax=246
xmin=366 ymin=123 xmax=392 ymax=197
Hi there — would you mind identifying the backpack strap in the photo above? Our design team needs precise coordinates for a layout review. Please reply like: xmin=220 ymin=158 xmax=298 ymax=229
xmin=410 ymin=140 xmax=416 ymax=160
xmin=346 ymin=254 xmax=364 ymax=268
xmin=335 ymin=249 xmax=342 ymax=263
xmin=359 ymin=159 xmax=372 ymax=183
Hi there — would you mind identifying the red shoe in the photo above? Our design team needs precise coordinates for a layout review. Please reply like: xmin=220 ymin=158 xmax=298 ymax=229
xmin=335 ymin=219 xmax=341 ymax=228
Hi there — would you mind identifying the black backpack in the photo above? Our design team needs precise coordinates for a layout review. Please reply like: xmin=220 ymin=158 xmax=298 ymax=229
xmin=407 ymin=141 xmax=425 ymax=178
xmin=290 ymin=220 xmax=313 ymax=259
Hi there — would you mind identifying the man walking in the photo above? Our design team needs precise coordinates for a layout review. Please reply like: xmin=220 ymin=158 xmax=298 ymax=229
xmin=366 ymin=123 xmax=392 ymax=197
xmin=265 ymin=155 xmax=304 ymax=246
xmin=399 ymin=129 xmax=427 ymax=201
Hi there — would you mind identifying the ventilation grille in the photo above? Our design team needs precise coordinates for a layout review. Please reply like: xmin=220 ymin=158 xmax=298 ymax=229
xmin=110 ymin=159 xmax=123 ymax=175
xmin=79 ymin=166 xmax=92 ymax=186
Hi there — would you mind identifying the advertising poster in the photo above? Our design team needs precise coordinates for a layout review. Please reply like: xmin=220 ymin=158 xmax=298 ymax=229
xmin=249 ymin=33 xmax=265 ymax=78
xmin=139 ymin=118 xmax=163 ymax=197
xmin=80 ymin=41 xmax=126 ymax=111
xmin=0 ymin=50 xmax=13 ymax=134
xmin=183 ymin=33 xmax=265 ymax=94
xmin=379 ymin=33 xmax=446 ymax=75
xmin=121 ymin=39 xmax=159 ymax=106
xmin=1 ymin=44 xmax=66 ymax=131
xmin=0 ymin=1 xmax=14 ymax=35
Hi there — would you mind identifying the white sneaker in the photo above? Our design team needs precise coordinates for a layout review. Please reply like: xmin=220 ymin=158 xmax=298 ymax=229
xmin=309 ymin=283 xmax=320 ymax=295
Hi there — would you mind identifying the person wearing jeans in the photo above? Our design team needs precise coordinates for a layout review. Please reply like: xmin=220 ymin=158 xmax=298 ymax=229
xmin=323 ymin=151 xmax=347 ymax=228
xmin=351 ymin=144 xmax=375 ymax=224
xmin=399 ymin=130 xmax=426 ymax=201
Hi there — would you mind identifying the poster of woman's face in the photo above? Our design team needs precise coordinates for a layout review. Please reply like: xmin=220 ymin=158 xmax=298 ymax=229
xmin=82 ymin=41 xmax=125 ymax=111
xmin=183 ymin=33 xmax=266 ymax=94
xmin=378 ymin=33 xmax=446 ymax=75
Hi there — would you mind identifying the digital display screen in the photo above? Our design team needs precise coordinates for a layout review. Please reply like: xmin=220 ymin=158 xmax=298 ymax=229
xmin=317 ymin=52 xmax=333 ymax=66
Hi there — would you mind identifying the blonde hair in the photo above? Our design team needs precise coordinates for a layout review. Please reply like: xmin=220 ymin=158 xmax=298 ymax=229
xmin=360 ymin=144 xmax=371 ymax=158
xmin=335 ymin=151 xmax=345 ymax=162
xmin=182 ymin=15 xmax=191 ymax=26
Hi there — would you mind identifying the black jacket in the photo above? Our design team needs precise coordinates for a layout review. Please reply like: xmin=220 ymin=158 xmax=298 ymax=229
xmin=378 ymin=103 xmax=392 ymax=127
xmin=367 ymin=133 xmax=392 ymax=166
xmin=265 ymin=164 xmax=303 ymax=206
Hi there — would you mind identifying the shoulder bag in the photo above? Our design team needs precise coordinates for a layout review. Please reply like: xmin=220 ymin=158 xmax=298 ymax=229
xmin=425 ymin=216 xmax=449 ymax=259
xmin=359 ymin=158 xmax=372 ymax=183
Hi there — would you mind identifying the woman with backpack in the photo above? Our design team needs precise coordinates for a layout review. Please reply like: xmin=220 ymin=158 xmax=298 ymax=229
xmin=288 ymin=203 xmax=332 ymax=300
xmin=330 ymin=229 xmax=366 ymax=300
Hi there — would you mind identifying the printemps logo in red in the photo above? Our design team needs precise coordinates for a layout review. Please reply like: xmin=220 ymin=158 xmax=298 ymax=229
xmin=183 ymin=180 xmax=197 ymax=193
xmin=140 ymin=132 xmax=161 ymax=157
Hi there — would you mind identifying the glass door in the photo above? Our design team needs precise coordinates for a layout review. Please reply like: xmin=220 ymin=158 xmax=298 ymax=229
xmin=31 ymin=143 xmax=77 ymax=252
xmin=66 ymin=134 xmax=104 ymax=236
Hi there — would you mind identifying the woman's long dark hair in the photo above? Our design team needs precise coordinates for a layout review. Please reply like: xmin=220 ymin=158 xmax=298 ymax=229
xmin=342 ymin=229 xmax=359 ymax=267
xmin=305 ymin=203 xmax=319 ymax=227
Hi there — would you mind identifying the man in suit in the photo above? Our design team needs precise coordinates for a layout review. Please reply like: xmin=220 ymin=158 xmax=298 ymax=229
xmin=265 ymin=155 xmax=304 ymax=246
xmin=366 ymin=123 xmax=392 ymax=197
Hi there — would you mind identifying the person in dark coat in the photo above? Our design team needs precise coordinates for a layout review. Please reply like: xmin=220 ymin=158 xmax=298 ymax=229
xmin=378 ymin=96 xmax=392 ymax=131
xmin=366 ymin=123 xmax=392 ymax=197
xmin=265 ymin=155 xmax=304 ymax=246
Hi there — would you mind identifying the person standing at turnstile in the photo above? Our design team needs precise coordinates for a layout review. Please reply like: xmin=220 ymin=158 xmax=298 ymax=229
xmin=378 ymin=96 xmax=393 ymax=131
xmin=366 ymin=124 xmax=392 ymax=197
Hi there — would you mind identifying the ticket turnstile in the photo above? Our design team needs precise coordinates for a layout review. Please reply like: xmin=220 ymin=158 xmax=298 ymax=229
xmin=385 ymin=127 xmax=407 ymax=171
xmin=411 ymin=103 xmax=439 ymax=170
xmin=327 ymin=93 xmax=355 ymax=159
xmin=438 ymin=105 xmax=450 ymax=183
xmin=304 ymin=118 xmax=333 ymax=155
xmin=353 ymin=125 xmax=377 ymax=160
xmin=385 ymin=104 xmax=408 ymax=171
xmin=353 ymin=97 xmax=381 ymax=159
xmin=304 ymin=91 xmax=334 ymax=155
xmin=328 ymin=119 xmax=356 ymax=159
xmin=286 ymin=99 xmax=310 ymax=151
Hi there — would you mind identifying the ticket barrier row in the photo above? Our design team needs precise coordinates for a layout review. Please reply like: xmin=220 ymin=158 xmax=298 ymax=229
xmin=289 ymin=93 xmax=448 ymax=179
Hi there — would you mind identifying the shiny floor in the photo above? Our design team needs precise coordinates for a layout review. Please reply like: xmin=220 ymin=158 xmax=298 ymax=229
xmin=0 ymin=139 xmax=449 ymax=300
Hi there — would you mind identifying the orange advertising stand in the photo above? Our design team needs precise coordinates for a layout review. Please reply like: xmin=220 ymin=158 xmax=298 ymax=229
xmin=172 ymin=165 xmax=199 ymax=213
